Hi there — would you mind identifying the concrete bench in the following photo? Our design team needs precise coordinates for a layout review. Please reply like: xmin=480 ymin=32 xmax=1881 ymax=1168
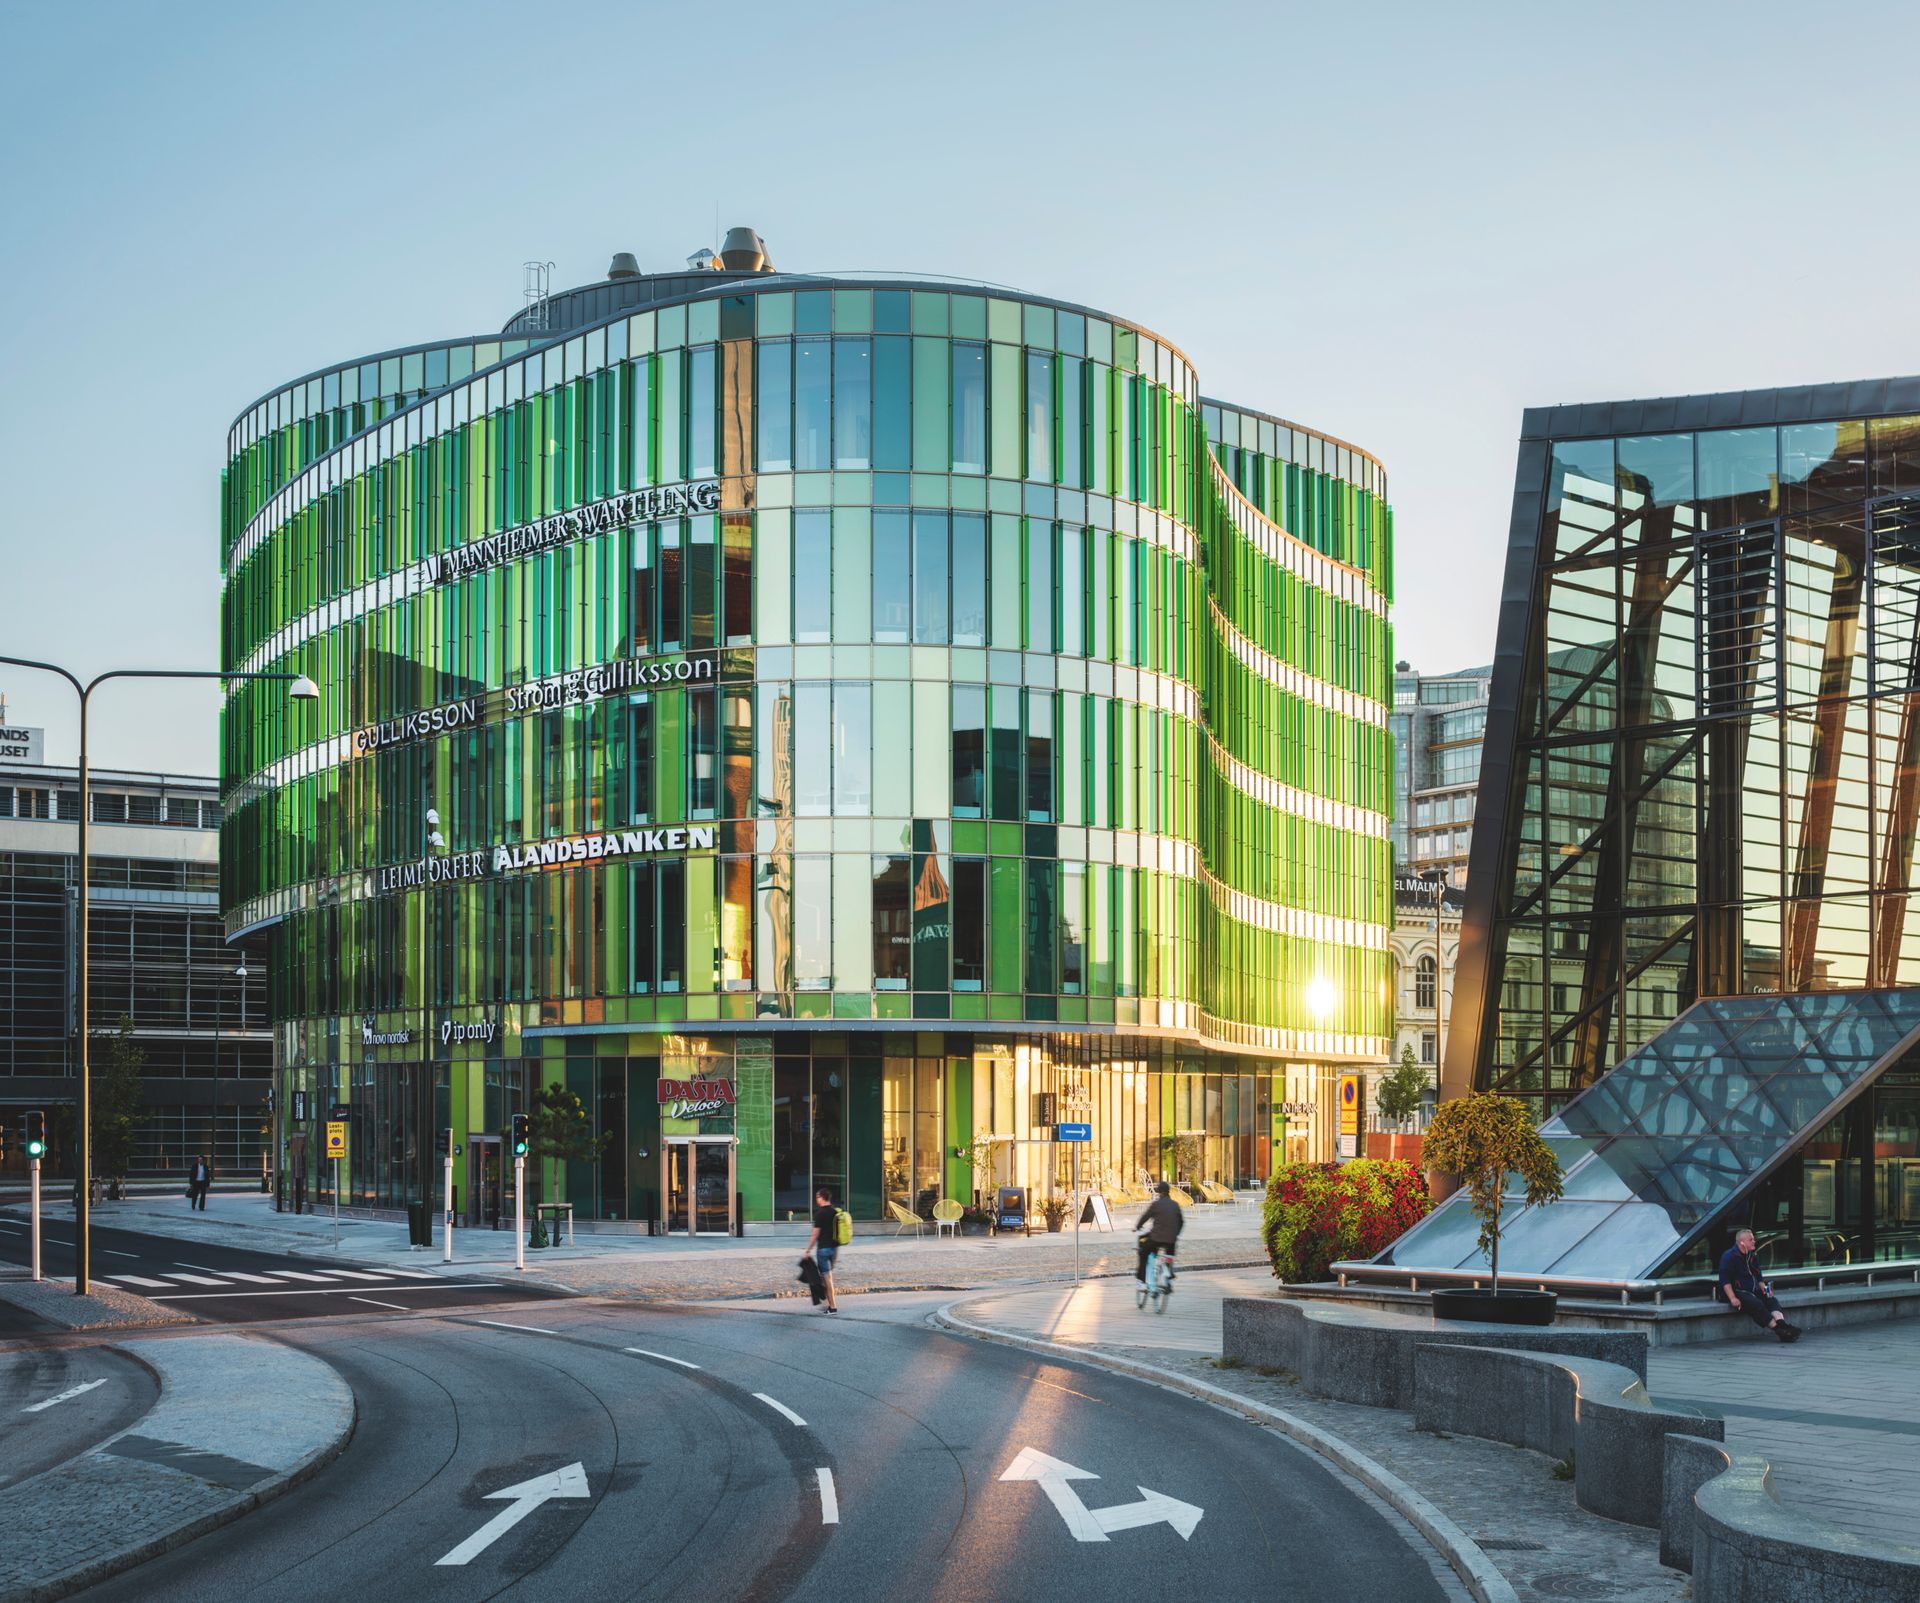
xmin=1667 ymin=1435 xmax=1920 ymax=1601
xmin=1221 ymin=1294 xmax=1648 ymax=1408
xmin=1412 ymin=1344 xmax=1720 ymax=1527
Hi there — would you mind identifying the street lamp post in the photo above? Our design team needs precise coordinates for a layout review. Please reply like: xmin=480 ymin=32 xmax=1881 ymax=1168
xmin=1419 ymin=868 xmax=1449 ymax=1123
xmin=0 ymin=656 xmax=318 ymax=1295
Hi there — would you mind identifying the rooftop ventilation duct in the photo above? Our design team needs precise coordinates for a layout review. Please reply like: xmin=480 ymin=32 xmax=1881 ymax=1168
xmin=607 ymin=252 xmax=641 ymax=279
xmin=720 ymin=226 xmax=773 ymax=273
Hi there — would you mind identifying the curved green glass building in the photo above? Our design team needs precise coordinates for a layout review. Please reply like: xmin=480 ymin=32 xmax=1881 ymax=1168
xmin=220 ymin=233 xmax=1394 ymax=1227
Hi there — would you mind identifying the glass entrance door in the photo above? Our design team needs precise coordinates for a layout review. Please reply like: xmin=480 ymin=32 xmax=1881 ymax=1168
xmin=468 ymin=1137 xmax=503 ymax=1229
xmin=663 ymin=1139 xmax=735 ymax=1235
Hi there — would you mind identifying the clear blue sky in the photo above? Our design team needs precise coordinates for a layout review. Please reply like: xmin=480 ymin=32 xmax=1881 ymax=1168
xmin=5 ymin=0 xmax=1917 ymax=774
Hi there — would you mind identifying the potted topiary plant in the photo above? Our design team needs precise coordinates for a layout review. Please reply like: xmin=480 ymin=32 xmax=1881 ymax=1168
xmin=1041 ymin=1195 xmax=1070 ymax=1233
xmin=1421 ymin=1092 xmax=1564 ymax=1325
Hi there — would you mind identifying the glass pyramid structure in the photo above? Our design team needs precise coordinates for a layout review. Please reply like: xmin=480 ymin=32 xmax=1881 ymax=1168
xmin=1365 ymin=990 xmax=1920 ymax=1286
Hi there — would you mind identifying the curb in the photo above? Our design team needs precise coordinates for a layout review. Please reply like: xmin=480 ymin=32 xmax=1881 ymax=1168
xmin=0 ymin=1333 xmax=357 ymax=1603
xmin=933 ymin=1302 xmax=1518 ymax=1603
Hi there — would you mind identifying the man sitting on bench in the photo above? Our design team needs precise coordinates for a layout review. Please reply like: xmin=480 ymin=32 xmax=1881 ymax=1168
xmin=1718 ymin=1228 xmax=1799 ymax=1343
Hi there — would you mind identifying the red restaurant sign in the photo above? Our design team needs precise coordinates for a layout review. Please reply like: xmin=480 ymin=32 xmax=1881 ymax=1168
xmin=658 ymin=1077 xmax=736 ymax=1120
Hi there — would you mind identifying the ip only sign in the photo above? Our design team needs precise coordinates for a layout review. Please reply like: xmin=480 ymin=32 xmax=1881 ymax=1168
xmin=1055 ymin=1122 xmax=1092 ymax=1142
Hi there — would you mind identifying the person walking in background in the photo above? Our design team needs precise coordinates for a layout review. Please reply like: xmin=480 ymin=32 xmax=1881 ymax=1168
xmin=802 ymin=1184 xmax=849 ymax=1314
xmin=187 ymin=1151 xmax=213 ymax=1211
xmin=1719 ymin=1227 xmax=1799 ymax=1342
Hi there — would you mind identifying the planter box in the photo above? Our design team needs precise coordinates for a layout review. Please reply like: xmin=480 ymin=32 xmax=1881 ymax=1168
xmin=1431 ymin=1287 xmax=1558 ymax=1325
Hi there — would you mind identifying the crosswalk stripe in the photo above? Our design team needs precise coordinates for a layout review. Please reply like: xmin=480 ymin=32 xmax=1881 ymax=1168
xmin=160 ymin=1274 xmax=230 ymax=1286
xmin=105 ymin=1275 xmax=173 ymax=1289
xmin=266 ymin=1271 xmax=340 ymax=1282
xmin=207 ymin=1271 xmax=282 ymax=1284
xmin=322 ymin=1270 xmax=396 ymax=1282
xmin=382 ymin=1270 xmax=441 ymax=1279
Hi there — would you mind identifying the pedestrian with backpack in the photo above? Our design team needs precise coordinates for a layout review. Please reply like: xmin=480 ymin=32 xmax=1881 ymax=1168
xmin=803 ymin=1184 xmax=850 ymax=1314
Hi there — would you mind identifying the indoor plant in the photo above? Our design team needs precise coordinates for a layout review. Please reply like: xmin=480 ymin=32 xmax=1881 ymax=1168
xmin=1420 ymin=1092 xmax=1564 ymax=1324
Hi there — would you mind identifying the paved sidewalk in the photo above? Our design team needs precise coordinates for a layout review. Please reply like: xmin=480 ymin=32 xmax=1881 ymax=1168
xmin=953 ymin=1271 xmax=1684 ymax=1603
xmin=9 ymin=1191 xmax=1269 ymax=1301
xmin=0 ymin=1274 xmax=196 ymax=1331
xmin=0 ymin=1331 xmax=354 ymax=1603
xmin=1647 ymin=1320 xmax=1920 ymax=1548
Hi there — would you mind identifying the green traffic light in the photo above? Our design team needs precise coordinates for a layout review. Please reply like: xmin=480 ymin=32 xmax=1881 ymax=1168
xmin=25 ymin=1141 xmax=44 ymax=1159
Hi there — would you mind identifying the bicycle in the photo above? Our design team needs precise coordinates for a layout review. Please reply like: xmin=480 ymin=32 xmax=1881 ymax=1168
xmin=1136 ymin=1240 xmax=1175 ymax=1313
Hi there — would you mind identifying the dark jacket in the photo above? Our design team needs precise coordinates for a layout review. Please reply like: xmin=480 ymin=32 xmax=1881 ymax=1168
xmin=1135 ymin=1195 xmax=1184 ymax=1245
xmin=797 ymin=1256 xmax=825 ymax=1304
xmin=188 ymin=1159 xmax=214 ymax=1188
xmin=1717 ymin=1244 xmax=1766 ymax=1296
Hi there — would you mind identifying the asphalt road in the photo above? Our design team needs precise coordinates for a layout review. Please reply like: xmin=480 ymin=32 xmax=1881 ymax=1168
xmin=61 ymin=1299 xmax=1462 ymax=1603
xmin=0 ymin=1213 xmax=564 ymax=1323
xmin=0 ymin=1345 xmax=155 ymax=1490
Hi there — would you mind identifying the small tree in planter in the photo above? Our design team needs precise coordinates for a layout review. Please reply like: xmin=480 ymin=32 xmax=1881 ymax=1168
xmin=1377 ymin=1046 xmax=1430 ymax=1132
xmin=1422 ymin=1093 xmax=1563 ymax=1319
xmin=525 ymin=1081 xmax=609 ymax=1247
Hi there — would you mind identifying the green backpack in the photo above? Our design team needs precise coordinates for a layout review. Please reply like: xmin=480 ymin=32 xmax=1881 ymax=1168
xmin=833 ymin=1208 xmax=853 ymax=1246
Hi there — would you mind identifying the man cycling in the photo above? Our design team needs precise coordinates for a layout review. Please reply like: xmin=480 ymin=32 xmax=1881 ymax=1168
xmin=1135 ymin=1180 xmax=1184 ymax=1288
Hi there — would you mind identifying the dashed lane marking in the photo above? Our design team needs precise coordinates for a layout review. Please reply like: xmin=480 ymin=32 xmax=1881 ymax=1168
xmin=816 ymin=1467 xmax=839 ymax=1524
xmin=755 ymin=1393 xmax=808 ymax=1427
xmin=23 ymin=1380 xmax=108 ymax=1413
xmin=476 ymin=1319 xmax=559 ymax=1335
xmin=625 ymin=1348 xmax=701 ymax=1369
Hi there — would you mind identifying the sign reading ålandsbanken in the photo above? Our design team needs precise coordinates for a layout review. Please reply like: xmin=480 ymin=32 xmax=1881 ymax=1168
xmin=373 ymin=825 xmax=717 ymax=893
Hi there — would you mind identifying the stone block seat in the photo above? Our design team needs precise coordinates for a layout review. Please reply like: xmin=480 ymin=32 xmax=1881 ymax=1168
xmin=1220 ymin=1292 xmax=1649 ymax=1409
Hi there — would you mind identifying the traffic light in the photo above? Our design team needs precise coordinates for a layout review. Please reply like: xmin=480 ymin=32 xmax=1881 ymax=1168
xmin=435 ymin=1127 xmax=452 ymax=1156
xmin=22 ymin=1111 xmax=45 ymax=1160
xmin=509 ymin=1113 xmax=529 ymax=1158
xmin=0 ymin=1124 xmax=10 ymax=1162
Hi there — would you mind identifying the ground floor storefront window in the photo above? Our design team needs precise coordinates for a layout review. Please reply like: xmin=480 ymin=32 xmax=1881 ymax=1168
xmin=275 ymin=1026 xmax=1363 ymax=1222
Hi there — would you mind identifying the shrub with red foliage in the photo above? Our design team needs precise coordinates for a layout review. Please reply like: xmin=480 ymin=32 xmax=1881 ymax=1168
xmin=1261 ymin=1159 xmax=1431 ymax=1284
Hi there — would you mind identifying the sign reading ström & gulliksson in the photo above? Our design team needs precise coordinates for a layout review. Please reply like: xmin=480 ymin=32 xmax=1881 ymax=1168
xmin=351 ymin=654 xmax=717 ymax=755
xmin=423 ymin=479 xmax=722 ymax=585
xmin=372 ymin=825 xmax=717 ymax=894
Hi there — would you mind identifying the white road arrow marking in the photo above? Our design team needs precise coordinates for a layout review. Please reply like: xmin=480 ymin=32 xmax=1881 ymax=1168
xmin=999 ymin=1446 xmax=1202 ymax=1543
xmin=23 ymin=1379 xmax=107 ymax=1413
xmin=435 ymin=1461 xmax=590 ymax=1566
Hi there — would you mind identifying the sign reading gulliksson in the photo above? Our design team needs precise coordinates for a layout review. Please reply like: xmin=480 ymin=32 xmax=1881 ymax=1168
xmin=424 ymin=479 xmax=721 ymax=585
xmin=372 ymin=826 xmax=716 ymax=894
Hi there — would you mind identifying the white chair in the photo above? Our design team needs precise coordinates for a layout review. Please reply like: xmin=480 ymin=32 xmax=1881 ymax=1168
xmin=932 ymin=1199 xmax=964 ymax=1240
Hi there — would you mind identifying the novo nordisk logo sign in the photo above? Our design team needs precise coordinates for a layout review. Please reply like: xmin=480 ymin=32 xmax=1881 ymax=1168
xmin=373 ymin=825 xmax=717 ymax=893
xmin=362 ymin=1017 xmax=413 ymax=1047
xmin=424 ymin=479 xmax=721 ymax=586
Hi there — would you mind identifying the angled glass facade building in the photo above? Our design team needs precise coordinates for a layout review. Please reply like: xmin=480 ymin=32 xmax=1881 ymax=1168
xmin=1417 ymin=378 xmax=1920 ymax=1285
xmin=220 ymin=236 xmax=1394 ymax=1226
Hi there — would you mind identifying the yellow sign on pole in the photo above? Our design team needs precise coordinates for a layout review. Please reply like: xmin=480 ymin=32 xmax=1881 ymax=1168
xmin=324 ymin=1121 xmax=347 ymax=1159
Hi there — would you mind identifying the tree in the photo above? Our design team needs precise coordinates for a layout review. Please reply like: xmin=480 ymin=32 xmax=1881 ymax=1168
xmin=1422 ymin=1093 xmax=1563 ymax=1294
xmin=1377 ymin=1046 xmax=1430 ymax=1130
xmin=525 ymin=1081 xmax=608 ymax=1246
xmin=952 ymin=1135 xmax=1000 ymax=1206
xmin=1162 ymin=1131 xmax=1201 ymax=1185
xmin=91 ymin=1016 xmax=145 ymax=1193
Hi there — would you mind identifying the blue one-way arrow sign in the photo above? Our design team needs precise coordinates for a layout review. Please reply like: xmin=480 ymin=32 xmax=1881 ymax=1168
xmin=1055 ymin=1122 xmax=1091 ymax=1142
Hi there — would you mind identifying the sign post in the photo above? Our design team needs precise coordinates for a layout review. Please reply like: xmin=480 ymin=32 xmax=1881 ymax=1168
xmin=443 ymin=1146 xmax=456 ymax=1265
xmin=324 ymin=1118 xmax=347 ymax=1227
xmin=1055 ymin=1123 xmax=1091 ymax=1282
xmin=514 ymin=1155 xmax=526 ymax=1272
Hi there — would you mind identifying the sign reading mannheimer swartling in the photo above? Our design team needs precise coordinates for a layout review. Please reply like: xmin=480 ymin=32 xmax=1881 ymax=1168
xmin=373 ymin=825 xmax=717 ymax=893
xmin=423 ymin=479 xmax=722 ymax=586
xmin=351 ymin=654 xmax=717 ymax=755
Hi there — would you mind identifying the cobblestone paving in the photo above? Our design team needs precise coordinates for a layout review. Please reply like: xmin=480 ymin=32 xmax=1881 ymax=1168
xmin=0 ymin=1274 xmax=196 ymax=1329
xmin=0 ymin=1331 xmax=354 ymax=1601
xmin=14 ymin=1192 xmax=1273 ymax=1302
